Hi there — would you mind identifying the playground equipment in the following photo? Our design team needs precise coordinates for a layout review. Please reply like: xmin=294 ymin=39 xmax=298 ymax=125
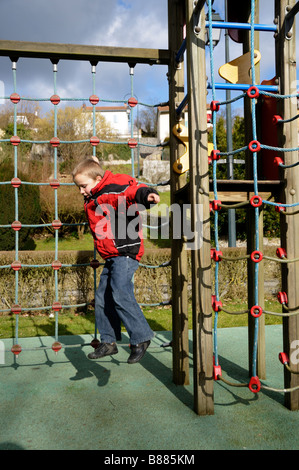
xmin=0 ymin=0 xmax=299 ymax=415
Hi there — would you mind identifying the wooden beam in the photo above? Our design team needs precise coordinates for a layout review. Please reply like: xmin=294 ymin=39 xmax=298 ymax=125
xmin=186 ymin=0 xmax=214 ymax=416
xmin=275 ymin=0 xmax=299 ymax=411
xmin=0 ymin=39 xmax=170 ymax=65
xmin=168 ymin=0 xmax=190 ymax=386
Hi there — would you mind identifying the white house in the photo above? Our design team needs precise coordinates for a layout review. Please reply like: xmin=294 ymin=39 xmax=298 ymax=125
xmin=82 ymin=104 xmax=139 ymax=138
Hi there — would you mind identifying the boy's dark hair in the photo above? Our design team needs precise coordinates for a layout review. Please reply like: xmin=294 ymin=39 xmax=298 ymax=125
xmin=72 ymin=158 xmax=104 ymax=180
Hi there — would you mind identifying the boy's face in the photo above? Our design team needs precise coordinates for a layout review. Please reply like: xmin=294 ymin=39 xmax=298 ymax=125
xmin=74 ymin=173 xmax=101 ymax=197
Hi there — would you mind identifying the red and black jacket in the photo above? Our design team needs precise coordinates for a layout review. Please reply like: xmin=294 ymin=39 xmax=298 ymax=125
xmin=84 ymin=171 xmax=158 ymax=261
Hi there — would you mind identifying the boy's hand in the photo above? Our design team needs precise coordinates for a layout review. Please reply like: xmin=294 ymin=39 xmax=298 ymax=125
xmin=147 ymin=193 xmax=160 ymax=204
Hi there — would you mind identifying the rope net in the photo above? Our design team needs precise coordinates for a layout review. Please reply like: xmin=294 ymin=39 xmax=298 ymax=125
xmin=0 ymin=59 xmax=170 ymax=356
xmin=207 ymin=0 xmax=299 ymax=394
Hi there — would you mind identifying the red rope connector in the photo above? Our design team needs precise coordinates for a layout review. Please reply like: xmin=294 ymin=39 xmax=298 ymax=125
xmin=11 ymin=304 xmax=22 ymax=314
xmin=247 ymin=86 xmax=259 ymax=99
xmin=248 ymin=376 xmax=261 ymax=393
xmin=250 ymin=305 xmax=263 ymax=318
xmin=49 ymin=179 xmax=60 ymax=189
xmin=250 ymin=195 xmax=263 ymax=207
xmin=272 ymin=115 xmax=282 ymax=125
xmin=211 ymin=249 xmax=223 ymax=262
xmin=52 ymin=341 xmax=62 ymax=354
xmin=11 ymin=177 xmax=21 ymax=188
xmin=275 ymin=204 xmax=285 ymax=213
xmin=128 ymin=138 xmax=138 ymax=148
xmin=210 ymin=100 xmax=220 ymax=112
xmin=211 ymin=200 xmax=221 ymax=211
xmin=89 ymin=95 xmax=99 ymax=105
xmin=90 ymin=259 xmax=101 ymax=269
xmin=10 ymin=136 xmax=20 ymax=146
xmin=248 ymin=140 xmax=261 ymax=152
xmin=50 ymin=137 xmax=60 ymax=147
xmin=213 ymin=357 xmax=222 ymax=380
xmin=250 ymin=250 xmax=263 ymax=263
xmin=52 ymin=301 xmax=62 ymax=312
xmin=52 ymin=219 xmax=62 ymax=230
xmin=11 ymin=344 xmax=22 ymax=357
xmin=11 ymin=221 xmax=22 ymax=231
xmin=50 ymin=94 xmax=60 ymax=105
xmin=210 ymin=149 xmax=220 ymax=161
xmin=11 ymin=261 xmax=22 ymax=271
xmin=276 ymin=247 xmax=287 ymax=259
xmin=90 ymin=338 xmax=100 ymax=349
xmin=212 ymin=295 xmax=222 ymax=312
xmin=90 ymin=136 xmax=100 ymax=146
xmin=10 ymin=93 xmax=20 ymax=104
xmin=277 ymin=291 xmax=288 ymax=305
xmin=52 ymin=260 xmax=62 ymax=271
xmin=128 ymin=97 xmax=138 ymax=107
xmin=274 ymin=156 xmax=284 ymax=166
xmin=279 ymin=352 xmax=289 ymax=365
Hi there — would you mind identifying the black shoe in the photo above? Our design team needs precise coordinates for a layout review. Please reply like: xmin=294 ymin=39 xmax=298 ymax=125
xmin=127 ymin=340 xmax=150 ymax=364
xmin=88 ymin=342 xmax=118 ymax=359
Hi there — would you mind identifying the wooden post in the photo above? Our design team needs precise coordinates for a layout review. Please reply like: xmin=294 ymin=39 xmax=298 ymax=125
xmin=275 ymin=0 xmax=299 ymax=410
xmin=168 ymin=0 xmax=190 ymax=386
xmin=243 ymin=0 xmax=266 ymax=380
xmin=185 ymin=0 xmax=214 ymax=415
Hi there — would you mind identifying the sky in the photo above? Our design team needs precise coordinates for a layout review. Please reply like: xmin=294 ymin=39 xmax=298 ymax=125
xmin=0 ymin=0 xmax=297 ymax=117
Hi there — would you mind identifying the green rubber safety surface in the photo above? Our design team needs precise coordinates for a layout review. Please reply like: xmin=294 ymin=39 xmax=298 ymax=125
xmin=0 ymin=326 xmax=298 ymax=450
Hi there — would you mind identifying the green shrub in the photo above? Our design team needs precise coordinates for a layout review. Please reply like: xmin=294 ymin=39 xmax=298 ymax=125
xmin=0 ymin=160 xmax=42 ymax=250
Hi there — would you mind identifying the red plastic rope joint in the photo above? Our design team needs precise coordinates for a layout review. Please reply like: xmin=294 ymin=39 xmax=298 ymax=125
xmin=52 ymin=220 xmax=62 ymax=230
xmin=10 ymin=93 xmax=20 ymax=104
xmin=211 ymin=200 xmax=221 ymax=211
xmin=210 ymin=100 xmax=220 ymax=112
xmin=11 ymin=344 xmax=22 ymax=357
xmin=11 ymin=304 xmax=22 ymax=314
xmin=250 ymin=195 xmax=263 ymax=207
xmin=11 ymin=261 xmax=22 ymax=271
xmin=50 ymin=94 xmax=60 ymax=105
xmin=52 ymin=341 xmax=62 ymax=354
xmin=90 ymin=259 xmax=101 ymax=269
xmin=277 ymin=291 xmax=288 ymax=305
xmin=128 ymin=97 xmax=138 ymax=107
xmin=212 ymin=295 xmax=222 ymax=312
xmin=11 ymin=177 xmax=21 ymax=188
xmin=10 ymin=136 xmax=20 ymax=146
xmin=279 ymin=352 xmax=289 ymax=365
xmin=213 ymin=364 xmax=222 ymax=381
xmin=89 ymin=95 xmax=99 ymax=105
xmin=250 ymin=250 xmax=263 ymax=263
xmin=52 ymin=301 xmax=62 ymax=312
xmin=247 ymin=86 xmax=259 ymax=99
xmin=90 ymin=136 xmax=100 ymax=146
xmin=49 ymin=179 xmax=60 ymax=189
xmin=52 ymin=260 xmax=62 ymax=271
xmin=276 ymin=247 xmax=287 ymax=259
xmin=211 ymin=249 xmax=223 ymax=262
xmin=250 ymin=305 xmax=262 ymax=318
xmin=248 ymin=140 xmax=261 ymax=152
xmin=128 ymin=139 xmax=138 ymax=148
xmin=210 ymin=149 xmax=220 ymax=161
xmin=273 ymin=115 xmax=282 ymax=125
xmin=249 ymin=376 xmax=261 ymax=393
xmin=50 ymin=137 xmax=60 ymax=147
xmin=11 ymin=221 xmax=22 ymax=231
xmin=275 ymin=205 xmax=285 ymax=213
xmin=274 ymin=156 xmax=284 ymax=166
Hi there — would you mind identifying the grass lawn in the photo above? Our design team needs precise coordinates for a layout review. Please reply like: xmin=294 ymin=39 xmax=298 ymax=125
xmin=0 ymin=300 xmax=282 ymax=340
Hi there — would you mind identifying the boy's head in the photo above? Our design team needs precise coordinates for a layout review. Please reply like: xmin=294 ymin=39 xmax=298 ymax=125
xmin=72 ymin=157 xmax=104 ymax=196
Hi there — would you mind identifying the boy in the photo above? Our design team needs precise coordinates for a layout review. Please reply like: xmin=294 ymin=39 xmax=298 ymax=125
xmin=72 ymin=157 xmax=160 ymax=364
